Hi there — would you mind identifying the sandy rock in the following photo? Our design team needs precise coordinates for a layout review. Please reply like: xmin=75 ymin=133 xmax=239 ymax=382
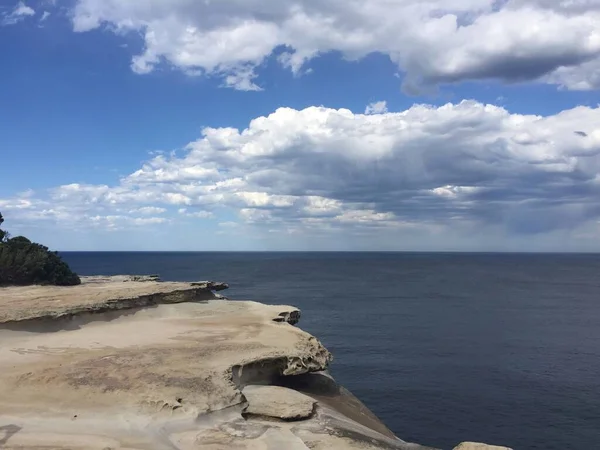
xmin=0 ymin=275 xmax=228 ymax=323
xmin=453 ymin=443 xmax=513 ymax=450
xmin=273 ymin=309 xmax=302 ymax=325
xmin=126 ymin=275 xmax=161 ymax=282
xmin=0 ymin=276 xmax=437 ymax=450
xmin=242 ymin=385 xmax=316 ymax=420
xmin=191 ymin=280 xmax=229 ymax=291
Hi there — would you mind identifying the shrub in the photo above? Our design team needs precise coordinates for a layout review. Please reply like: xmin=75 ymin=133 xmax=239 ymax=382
xmin=0 ymin=212 xmax=7 ymax=243
xmin=0 ymin=213 xmax=80 ymax=286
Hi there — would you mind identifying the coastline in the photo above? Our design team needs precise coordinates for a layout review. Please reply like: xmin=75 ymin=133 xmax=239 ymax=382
xmin=0 ymin=276 xmax=508 ymax=449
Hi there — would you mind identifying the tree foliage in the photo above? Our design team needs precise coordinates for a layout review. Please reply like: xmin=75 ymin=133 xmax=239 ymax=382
xmin=0 ymin=212 xmax=81 ymax=286
xmin=0 ymin=212 xmax=7 ymax=243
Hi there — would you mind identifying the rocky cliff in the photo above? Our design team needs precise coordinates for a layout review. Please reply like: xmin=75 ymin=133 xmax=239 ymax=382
xmin=0 ymin=276 xmax=511 ymax=450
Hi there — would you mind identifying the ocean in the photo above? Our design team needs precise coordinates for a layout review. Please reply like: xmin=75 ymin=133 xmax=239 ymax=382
xmin=61 ymin=252 xmax=600 ymax=450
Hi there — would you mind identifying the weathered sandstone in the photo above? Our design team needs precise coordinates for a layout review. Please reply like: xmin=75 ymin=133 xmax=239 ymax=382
xmin=0 ymin=276 xmax=510 ymax=449
xmin=242 ymin=385 xmax=316 ymax=420
xmin=453 ymin=443 xmax=513 ymax=450
xmin=0 ymin=275 xmax=228 ymax=323
xmin=0 ymin=276 xmax=435 ymax=449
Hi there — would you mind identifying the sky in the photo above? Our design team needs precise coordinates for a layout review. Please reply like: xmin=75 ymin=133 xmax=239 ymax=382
xmin=1 ymin=0 xmax=600 ymax=251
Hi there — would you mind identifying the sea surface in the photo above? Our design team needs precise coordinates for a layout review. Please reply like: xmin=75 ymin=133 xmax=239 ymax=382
xmin=61 ymin=252 xmax=600 ymax=450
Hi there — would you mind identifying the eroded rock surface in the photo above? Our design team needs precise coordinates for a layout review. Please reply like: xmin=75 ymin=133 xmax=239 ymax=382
xmin=453 ymin=443 xmax=513 ymax=450
xmin=242 ymin=385 xmax=316 ymax=420
xmin=0 ymin=276 xmax=436 ymax=449
xmin=0 ymin=275 xmax=228 ymax=323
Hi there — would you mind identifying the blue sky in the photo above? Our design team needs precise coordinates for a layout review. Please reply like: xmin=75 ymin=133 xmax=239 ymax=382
xmin=1 ymin=0 xmax=600 ymax=251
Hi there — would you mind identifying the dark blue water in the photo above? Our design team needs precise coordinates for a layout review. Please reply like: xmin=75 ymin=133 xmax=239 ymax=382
xmin=61 ymin=252 xmax=600 ymax=450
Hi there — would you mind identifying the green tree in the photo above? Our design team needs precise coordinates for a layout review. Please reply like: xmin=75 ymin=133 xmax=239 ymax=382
xmin=0 ymin=212 xmax=7 ymax=243
xmin=0 ymin=211 xmax=80 ymax=286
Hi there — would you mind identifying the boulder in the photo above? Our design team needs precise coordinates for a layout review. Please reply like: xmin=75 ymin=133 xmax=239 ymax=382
xmin=242 ymin=385 xmax=316 ymax=420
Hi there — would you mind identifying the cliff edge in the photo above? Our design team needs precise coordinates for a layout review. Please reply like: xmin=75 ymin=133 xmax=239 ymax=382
xmin=0 ymin=276 xmax=510 ymax=450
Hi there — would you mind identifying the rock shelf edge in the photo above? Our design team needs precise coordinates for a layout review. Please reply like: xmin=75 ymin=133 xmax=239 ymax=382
xmin=0 ymin=276 xmax=512 ymax=450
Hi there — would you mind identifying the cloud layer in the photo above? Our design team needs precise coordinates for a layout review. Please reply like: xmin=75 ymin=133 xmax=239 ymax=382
xmin=67 ymin=0 xmax=600 ymax=91
xmin=1 ymin=1 xmax=34 ymax=26
xmin=3 ymin=101 xmax=600 ymax=247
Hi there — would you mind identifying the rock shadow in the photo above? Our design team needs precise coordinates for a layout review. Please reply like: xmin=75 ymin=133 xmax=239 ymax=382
xmin=0 ymin=424 xmax=22 ymax=446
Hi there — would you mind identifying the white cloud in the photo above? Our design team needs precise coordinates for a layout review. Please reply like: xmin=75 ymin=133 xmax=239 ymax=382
xmin=365 ymin=101 xmax=388 ymax=115
xmin=67 ymin=0 xmax=600 ymax=91
xmin=235 ymin=192 xmax=295 ymax=208
xmin=222 ymin=66 xmax=263 ymax=91
xmin=131 ymin=206 xmax=166 ymax=215
xmin=189 ymin=211 xmax=213 ymax=218
xmin=3 ymin=101 xmax=600 ymax=245
xmin=0 ymin=198 xmax=35 ymax=210
xmin=543 ymin=58 xmax=600 ymax=91
xmin=178 ymin=208 xmax=214 ymax=218
xmin=239 ymin=208 xmax=275 ymax=223
xmin=0 ymin=197 xmax=168 ymax=232
xmin=89 ymin=215 xmax=169 ymax=230
xmin=40 ymin=11 xmax=50 ymax=22
xmin=334 ymin=210 xmax=396 ymax=224
xmin=2 ymin=1 xmax=35 ymax=26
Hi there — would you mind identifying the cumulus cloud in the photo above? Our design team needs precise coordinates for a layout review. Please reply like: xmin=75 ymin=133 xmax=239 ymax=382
xmin=365 ymin=101 xmax=388 ymax=115
xmin=87 ymin=215 xmax=169 ymax=230
xmin=2 ymin=1 xmax=35 ymax=26
xmin=0 ymin=187 xmax=169 ymax=233
xmin=67 ymin=0 xmax=600 ymax=91
xmin=2 ymin=100 xmax=600 ymax=245
xmin=178 ymin=208 xmax=214 ymax=219
xmin=131 ymin=206 xmax=166 ymax=215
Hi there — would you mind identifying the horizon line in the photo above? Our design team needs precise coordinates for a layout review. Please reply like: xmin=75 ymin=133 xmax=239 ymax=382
xmin=57 ymin=250 xmax=600 ymax=255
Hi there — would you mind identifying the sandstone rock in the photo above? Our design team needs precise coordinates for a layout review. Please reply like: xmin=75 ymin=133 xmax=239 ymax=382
xmin=0 ymin=276 xmax=437 ymax=449
xmin=126 ymin=274 xmax=161 ymax=282
xmin=191 ymin=280 xmax=229 ymax=291
xmin=273 ymin=309 xmax=301 ymax=325
xmin=0 ymin=275 xmax=228 ymax=323
xmin=242 ymin=385 xmax=316 ymax=420
xmin=454 ymin=442 xmax=513 ymax=450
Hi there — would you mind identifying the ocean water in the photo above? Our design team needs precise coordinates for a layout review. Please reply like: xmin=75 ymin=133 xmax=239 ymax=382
xmin=61 ymin=252 xmax=600 ymax=450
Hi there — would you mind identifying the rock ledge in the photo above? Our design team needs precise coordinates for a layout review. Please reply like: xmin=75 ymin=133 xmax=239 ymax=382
xmin=0 ymin=276 xmax=510 ymax=450
xmin=0 ymin=275 xmax=228 ymax=324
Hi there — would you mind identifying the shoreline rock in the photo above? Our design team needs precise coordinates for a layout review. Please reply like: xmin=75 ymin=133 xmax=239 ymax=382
xmin=242 ymin=385 xmax=317 ymax=421
xmin=453 ymin=443 xmax=514 ymax=450
xmin=0 ymin=275 xmax=229 ymax=324
xmin=0 ymin=276 xmax=510 ymax=449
